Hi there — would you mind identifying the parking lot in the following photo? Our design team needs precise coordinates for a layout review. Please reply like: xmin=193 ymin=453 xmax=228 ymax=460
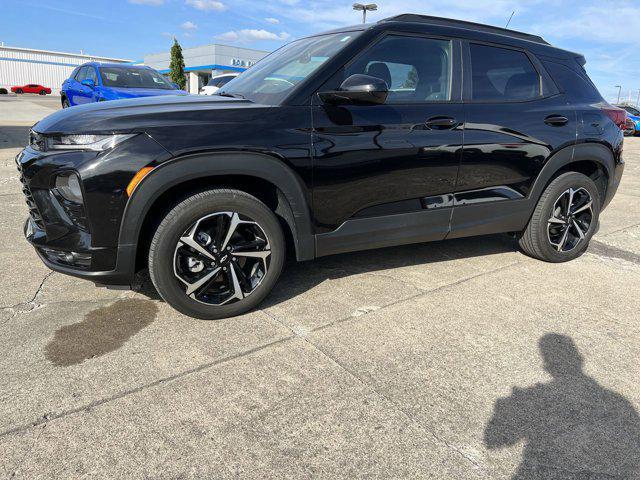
xmin=1 ymin=95 xmax=640 ymax=478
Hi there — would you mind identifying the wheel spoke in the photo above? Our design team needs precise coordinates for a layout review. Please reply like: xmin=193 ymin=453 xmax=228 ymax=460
xmin=572 ymin=200 xmax=592 ymax=215
xmin=179 ymin=235 xmax=215 ymax=261
xmin=220 ymin=213 xmax=241 ymax=251
xmin=186 ymin=267 xmax=221 ymax=296
xmin=232 ymin=250 xmax=271 ymax=260
xmin=548 ymin=216 xmax=565 ymax=225
xmin=564 ymin=188 xmax=575 ymax=217
xmin=221 ymin=264 xmax=244 ymax=305
xmin=557 ymin=226 xmax=570 ymax=252
xmin=572 ymin=219 xmax=586 ymax=240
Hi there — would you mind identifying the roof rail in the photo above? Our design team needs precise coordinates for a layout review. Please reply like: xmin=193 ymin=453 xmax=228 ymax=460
xmin=379 ymin=14 xmax=549 ymax=45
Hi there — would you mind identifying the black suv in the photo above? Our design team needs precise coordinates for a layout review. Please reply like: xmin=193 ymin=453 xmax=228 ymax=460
xmin=18 ymin=15 xmax=625 ymax=319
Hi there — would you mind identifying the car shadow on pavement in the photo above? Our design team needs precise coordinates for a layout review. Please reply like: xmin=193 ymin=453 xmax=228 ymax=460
xmin=484 ymin=333 xmax=640 ymax=479
xmin=135 ymin=233 xmax=520 ymax=306
xmin=0 ymin=125 xmax=31 ymax=149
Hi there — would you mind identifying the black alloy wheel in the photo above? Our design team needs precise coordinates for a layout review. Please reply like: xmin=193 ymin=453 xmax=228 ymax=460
xmin=519 ymin=172 xmax=600 ymax=262
xmin=149 ymin=189 xmax=285 ymax=319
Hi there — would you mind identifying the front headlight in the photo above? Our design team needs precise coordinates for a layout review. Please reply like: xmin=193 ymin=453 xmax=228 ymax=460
xmin=47 ymin=134 xmax=136 ymax=151
xmin=30 ymin=132 xmax=136 ymax=152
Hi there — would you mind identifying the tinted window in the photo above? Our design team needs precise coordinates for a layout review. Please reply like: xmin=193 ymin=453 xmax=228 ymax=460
xmin=100 ymin=67 xmax=175 ymax=89
xmin=542 ymin=61 xmax=602 ymax=102
xmin=470 ymin=44 xmax=540 ymax=101
xmin=75 ymin=66 xmax=88 ymax=81
xmin=86 ymin=67 xmax=98 ymax=84
xmin=624 ymin=106 xmax=640 ymax=116
xmin=344 ymin=35 xmax=452 ymax=103
xmin=207 ymin=75 xmax=235 ymax=87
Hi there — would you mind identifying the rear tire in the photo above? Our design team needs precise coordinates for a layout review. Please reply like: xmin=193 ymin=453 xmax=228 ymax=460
xmin=148 ymin=189 xmax=285 ymax=319
xmin=518 ymin=172 xmax=600 ymax=262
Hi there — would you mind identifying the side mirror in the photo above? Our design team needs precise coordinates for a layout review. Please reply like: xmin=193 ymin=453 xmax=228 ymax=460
xmin=318 ymin=74 xmax=389 ymax=106
xmin=81 ymin=78 xmax=95 ymax=89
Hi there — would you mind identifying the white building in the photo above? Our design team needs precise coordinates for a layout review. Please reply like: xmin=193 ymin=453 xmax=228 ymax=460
xmin=0 ymin=45 xmax=131 ymax=94
xmin=142 ymin=44 xmax=269 ymax=93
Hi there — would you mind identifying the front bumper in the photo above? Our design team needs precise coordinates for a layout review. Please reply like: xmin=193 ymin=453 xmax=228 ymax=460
xmin=16 ymin=134 xmax=171 ymax=286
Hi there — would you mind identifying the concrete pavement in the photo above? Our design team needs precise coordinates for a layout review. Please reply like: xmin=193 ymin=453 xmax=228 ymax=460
xmin=1 ymin=96 xmax=639 ymax=478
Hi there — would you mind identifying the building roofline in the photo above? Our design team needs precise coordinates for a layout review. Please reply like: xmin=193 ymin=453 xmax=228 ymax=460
xmin=143 ymin=42 xmax=269 ymax=59
xmin=0 ymin=44 xmax=131 ymax=62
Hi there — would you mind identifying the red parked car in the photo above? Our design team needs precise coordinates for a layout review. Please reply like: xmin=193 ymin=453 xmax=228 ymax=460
xmin=11 ymin=84 xmax=51 ymax=95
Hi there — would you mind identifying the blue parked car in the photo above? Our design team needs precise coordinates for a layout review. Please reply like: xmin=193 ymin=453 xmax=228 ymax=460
xmin=61 ymin=63 xmax=188 ymax=108
xmin=617 ymin=104 xmax=640 ymax=136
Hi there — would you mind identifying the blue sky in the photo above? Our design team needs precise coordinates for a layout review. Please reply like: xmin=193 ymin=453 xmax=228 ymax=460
xmin=1 ymin=0 xmax=638 ymax=103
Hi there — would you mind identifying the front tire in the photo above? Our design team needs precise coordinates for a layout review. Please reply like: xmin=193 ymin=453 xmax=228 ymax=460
xmin=148 ymin=189 xmax=285 ymax=319
xmin=518 ymin=172 xmax=600 ymax=262
xmin=61 ymin=97 xmax=70 ymax=108
xmin=39 ymin=90 xmax=47 ymax=95
xmin=16 ymin=89 xmax=23 ymax=94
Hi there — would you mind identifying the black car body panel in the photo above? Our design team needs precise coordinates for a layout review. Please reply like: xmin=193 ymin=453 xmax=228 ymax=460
xmin=19 ymin=14 xmax=624 ymax=287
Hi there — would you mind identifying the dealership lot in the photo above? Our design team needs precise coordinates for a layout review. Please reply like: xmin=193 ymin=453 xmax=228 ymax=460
xmin=1 ymin=95 xmax=640 ymax=478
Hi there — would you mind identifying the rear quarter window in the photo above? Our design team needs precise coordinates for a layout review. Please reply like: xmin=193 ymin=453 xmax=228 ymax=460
xmin=543 ymin=61 xmax=603 ymax=102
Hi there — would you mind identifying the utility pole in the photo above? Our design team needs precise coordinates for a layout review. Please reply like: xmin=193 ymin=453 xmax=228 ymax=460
xmin=352 ymin=3 xmax=377 ymax=24
xmin=636 ymin=89 xmax=640 ymax=108
xmin=615 ymin=85 xmax=622 ymax=104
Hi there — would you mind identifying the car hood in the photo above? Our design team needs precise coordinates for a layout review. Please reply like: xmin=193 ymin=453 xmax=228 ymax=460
xmin=34 ymin=94 xmax=271 ymax=134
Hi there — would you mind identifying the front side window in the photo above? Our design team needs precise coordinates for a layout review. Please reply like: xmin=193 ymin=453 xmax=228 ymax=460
xmin=75 ymin=66 xmax=88 ymax=82
xmin=343 ymin=35 xmax=452 ymax=103
xmin=99 ymin=67 xmax=176 ymax=90
xmin=470 ymin=44 xmax=540 ymax=101
xmin=218 ymin=32 xmax=359 ymax=104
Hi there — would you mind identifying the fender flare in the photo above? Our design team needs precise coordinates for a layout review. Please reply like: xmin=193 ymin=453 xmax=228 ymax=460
xmin=118 ymin=151 xmax=315 ymax=262
xmin=527 ymin=142 xmax=614 ymax=205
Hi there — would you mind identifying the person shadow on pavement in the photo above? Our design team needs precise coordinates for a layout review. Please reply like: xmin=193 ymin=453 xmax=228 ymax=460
xmin=484 ymin=333 xmax=640 ymax=479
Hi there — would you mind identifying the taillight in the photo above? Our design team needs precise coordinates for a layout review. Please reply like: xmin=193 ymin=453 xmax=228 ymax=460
xmin=602 ymin=106 xmax=627 ymax=130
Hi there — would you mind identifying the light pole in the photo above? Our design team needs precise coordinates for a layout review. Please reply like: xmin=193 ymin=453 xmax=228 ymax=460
xmin=353 ymin=3 xmax=377 ymax=24
xmin=615 ymin=85 xmax=622 ymax=104
xmin=636 ymin=89 xmax=640 ymax=108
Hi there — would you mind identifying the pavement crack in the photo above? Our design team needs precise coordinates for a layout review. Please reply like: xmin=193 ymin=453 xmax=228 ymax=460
xmin=1 ymin=270 xmax=54 ymax=314
xmin=296 ymin=335 xmax=488 ymax=475
xmin=0 ymin=335 xmax=296 ymax=439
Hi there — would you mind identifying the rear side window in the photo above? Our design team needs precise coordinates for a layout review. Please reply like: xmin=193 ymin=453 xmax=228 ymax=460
xmin=470 ymin=44 xmax=540 ymax=101
xmin=542 ymin=61 xmax=602 ymax=102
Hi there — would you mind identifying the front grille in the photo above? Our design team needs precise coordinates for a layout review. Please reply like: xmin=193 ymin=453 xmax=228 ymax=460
xmin=15 ymin=156 xmax=45 ymax=230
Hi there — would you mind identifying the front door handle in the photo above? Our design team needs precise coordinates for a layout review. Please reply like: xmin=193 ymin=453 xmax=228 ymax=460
xmin=425 ymin=116 xmax=457 ymax=130
xmin=544 ymin=114 xmax=569 ymax=126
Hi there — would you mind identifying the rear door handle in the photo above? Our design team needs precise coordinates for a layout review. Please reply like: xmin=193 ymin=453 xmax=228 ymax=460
xmin=544 ymin=115 xmax=569 ymax=126
xmin=425 ymin=116 xmax=457 ymax=130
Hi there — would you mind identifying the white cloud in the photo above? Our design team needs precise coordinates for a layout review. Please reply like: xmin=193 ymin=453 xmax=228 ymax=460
xmin=215 ymin=29 xmax=290 ymax=43
xmin=265 ymin=17 xmax=280 ymax=24
xmin=129 ymin=0 xmax=164 ymax=4
xmin=186 ymin=0 xmax=225 ymax=11
xmin=181 ymin=21 xmax=198 ymax=30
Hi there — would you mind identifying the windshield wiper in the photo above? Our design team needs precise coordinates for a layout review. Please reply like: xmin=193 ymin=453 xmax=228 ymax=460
xmin=216 ymin=91 xmax=245 ymax=99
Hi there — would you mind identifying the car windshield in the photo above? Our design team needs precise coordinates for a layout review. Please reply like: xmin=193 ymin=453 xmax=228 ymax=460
xmin=218 ymin=32 xmax=360 ymax=104
xmin=100 ymin=67 xmax=176 ymax=90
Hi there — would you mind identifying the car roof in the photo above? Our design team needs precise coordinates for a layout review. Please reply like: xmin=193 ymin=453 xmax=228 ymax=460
xmin=80 ymin=62 xmax=152 ymax=69
xmin=310 ymin=13 xmax=580 ymax=60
